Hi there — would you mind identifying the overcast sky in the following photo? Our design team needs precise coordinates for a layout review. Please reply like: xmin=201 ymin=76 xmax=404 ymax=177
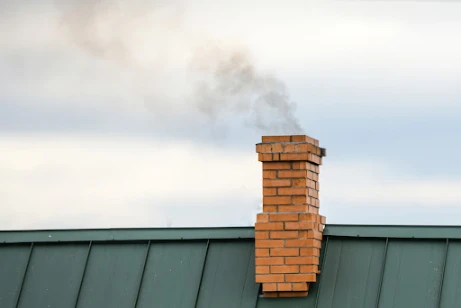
xmin=1 ymin=0 xmax=461 ymax=230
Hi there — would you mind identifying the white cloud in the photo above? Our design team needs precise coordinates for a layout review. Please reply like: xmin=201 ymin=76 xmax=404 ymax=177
xmin=323 ymin=161 xmax=461 ymax=206
xmin=0 ymin=133 xmax=261 ymax=230
xmin=2 ymin=133 xmax=461 ymax=230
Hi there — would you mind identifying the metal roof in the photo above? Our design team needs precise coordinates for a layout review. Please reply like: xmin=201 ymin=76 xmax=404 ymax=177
xmin=1 ymin=224 xmax=460 ymax=308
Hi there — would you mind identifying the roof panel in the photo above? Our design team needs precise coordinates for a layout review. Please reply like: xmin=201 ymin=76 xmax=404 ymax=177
xmin=0 ymin=244 xmax=31 ymax=308
xmin=196 ymin=240 xmax=259 ymax=308
xmin=378 ymin=239 xmax=445 ymax=308
xmin=136 ymin=240 xmax=208 ymax=308
xmin=2 ymin=226 xmax=461 ymax=308
xmin=317 ymin=238 xmax=386 ymax=308
xmin=439 ymin=240 xmax=461 ymax=308
xmin=17 ymin=243 xmax=88 ymax=308
xmin=76 ymin=242 xmax=147 ymax=308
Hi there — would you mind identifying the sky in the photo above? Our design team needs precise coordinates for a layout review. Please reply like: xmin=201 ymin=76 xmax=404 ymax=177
xmin=1 ymin=0 xmax=461 ymax=230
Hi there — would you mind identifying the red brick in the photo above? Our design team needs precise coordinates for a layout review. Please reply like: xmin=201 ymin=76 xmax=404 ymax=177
xmin=306 ymin=197 xmax=316 ymax=206
xmin=256 ymin=266 xmax=270 ymax=274
xmin=292 ymin=162 xmax=308 ymax=169
xmin=280 ymin=153 xmax=310 ymax=161
xmin=258 ymin=153 xmax=273 ymax=161
xmin=269 ymin=213 xmax=299 ymax=222
xmin=296 ymin=143 xmax=317 ymax=153
xmin=300 ymin=265 xmax=319 ymax=273
xmin=256 ymin=240 xmax=285 ymax=248
xmin=278 ymin=188 xmax=308 ymax=196
xmin=278 ymin=170 xmax=307 ymax=178
xmin=298 ymin=231 xmax=312 ymax=239
xmin=263 ymin=162 xmax=291 ymax=170
xmin=311 ymin=231 xmax=323 ymax=240
xmin=286 ymin=274 xmax=316 ymax=282
xmin=285 ymin=239 xmax=322 ymax=248
xmin=285 ymin=221 xmax=315 ymax=230
xmin=292 ymin=195 xmax=308 ymax=204
xmin=270 ymin=248 xmax=299 ymax=257
xmin=290 ymin=135 xmax=308 ymax=142
xmin=307 ymin=179 xmax=316 ymax=189
xmin=263 ymin=196 xmax=292 ymax=205
xmin=271 ymin=143 xmax=283 ymax=152
xmin=256 ymin=144 xmax=273 ymax=153
xmin=263 ymin=205 xmax=277 ymax=212
xmin=262 ymin=283 xmax=277 ymax=292
xmin=263 ymin=291 xmax=279 ymax=297
xmin=292 ymin=178 xmax=307 ymax=186
xmin=256 ymin=249 xmax=269 ymax=257
xmin=277 ymin=283 xmax=292 ymax=291
xmin=273 ymin=153 xmax=280 ymax=160
xmin=310 ymin=154 xmax=321 ymax=165
xmin=285 ymin=239 xmax=318 ymax=247
xmin=271 ymin=265 xmax=299 ymax=274
xmin=283 ymin=144 xmax=296 ymax=152
xmin=316 ymin=181 xmax=320 ymax=190
xmin=277 ymin=205 xmax=309 ymax=212
xmin=255 ymin=222 xmax=284 ymax=231
xmin=312 ymin=172 xmax=319 ymax=181
xmin=279 ymin=291 xmax=309 ymax=297
xmin=263 ymin=188 xmax=277 ymax=196
xmin=255 ymin=231 xmax=269 ymax=239
xmin=309 ymin=206 xmax=319 ymax=214
xmin=257 ymin=214 xmax=269 ymax=223
xmin=263 ymin=170 xmax=277 ymax=178
xmin=299 ymin=213 xmax=318 ymax=221
xmin=308 ymin=189 xmax=319 ymax=198
xmin=293 ymin=282 xmax=309 ymax=291
xmin=291 ymin=135 xmax=319 ymax=145
xmin=256 ymin=257 xmax=285 ymax=265
xmin=298 ymin=231 xmax=322 ymax=240
xmin=320 ymin=215 xmax=326 ymax=224
xmin=285 ymin=257 xmax=319 ymax=265
xmin=300 ymin=248 xmax=320 ymax=257
xmin=256 ymin=274 xmax=285 ymax=283
xmin=270 ymin=231 xmax=299 ymax=239
xmin=263 ymin=179 xmax=291 ymax=187
xmin=262 ymin=136 xmax=291 ymax=142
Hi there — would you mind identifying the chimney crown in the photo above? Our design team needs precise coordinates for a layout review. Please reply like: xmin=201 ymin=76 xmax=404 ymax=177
xmin=256 ymin=135 xmax=326 ymax=164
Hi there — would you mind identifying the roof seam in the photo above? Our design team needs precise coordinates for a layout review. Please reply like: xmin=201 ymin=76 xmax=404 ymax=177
xmin=74 ymin=241 xmax=92 ymax=308
xmin=14 ymin=243 xmax=34 ymax=308
xmin=193 ymin=239 xmax=210 ymax=308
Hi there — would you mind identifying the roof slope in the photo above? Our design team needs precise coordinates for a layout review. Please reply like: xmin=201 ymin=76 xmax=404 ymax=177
xmin=1 ymin=225 xmax=461 ymax=308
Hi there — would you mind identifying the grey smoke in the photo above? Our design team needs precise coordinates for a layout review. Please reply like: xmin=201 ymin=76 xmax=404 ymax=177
xmin=55 ymin=0 xmax=303 ymax=134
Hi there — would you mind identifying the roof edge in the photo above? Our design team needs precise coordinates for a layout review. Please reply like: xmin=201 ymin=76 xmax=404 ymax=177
xmin=2 ymin=224 xmax=461 ymax=244
xmin=0 ymin=227 xmax=255 ymax=244
xmin=324 ymin=224 xmax=461 ymax=239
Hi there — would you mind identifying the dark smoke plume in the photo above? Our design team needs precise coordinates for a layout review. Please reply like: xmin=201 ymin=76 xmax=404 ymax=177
xmin=55 ymin=0 xmax=303 ymax=134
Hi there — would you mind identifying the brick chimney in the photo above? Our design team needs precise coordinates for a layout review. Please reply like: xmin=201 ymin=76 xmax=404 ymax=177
xmin=255 ymin=135 xmax=326 ymax=298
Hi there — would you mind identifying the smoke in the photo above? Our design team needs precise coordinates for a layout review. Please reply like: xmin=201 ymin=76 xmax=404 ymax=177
xmin=55 ymin=0 xmax=303 ymax=134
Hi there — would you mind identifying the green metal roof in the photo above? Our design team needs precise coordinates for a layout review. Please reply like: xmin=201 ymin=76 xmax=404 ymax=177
xmin=1 ymin=224 xmax=460 ymax=308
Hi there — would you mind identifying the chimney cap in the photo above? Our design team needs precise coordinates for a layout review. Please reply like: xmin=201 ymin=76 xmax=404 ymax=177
xmin=261 ymin=135 xmax=319 ymax=145
xmin=257 ymin=135 xmax=326 ymax=159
